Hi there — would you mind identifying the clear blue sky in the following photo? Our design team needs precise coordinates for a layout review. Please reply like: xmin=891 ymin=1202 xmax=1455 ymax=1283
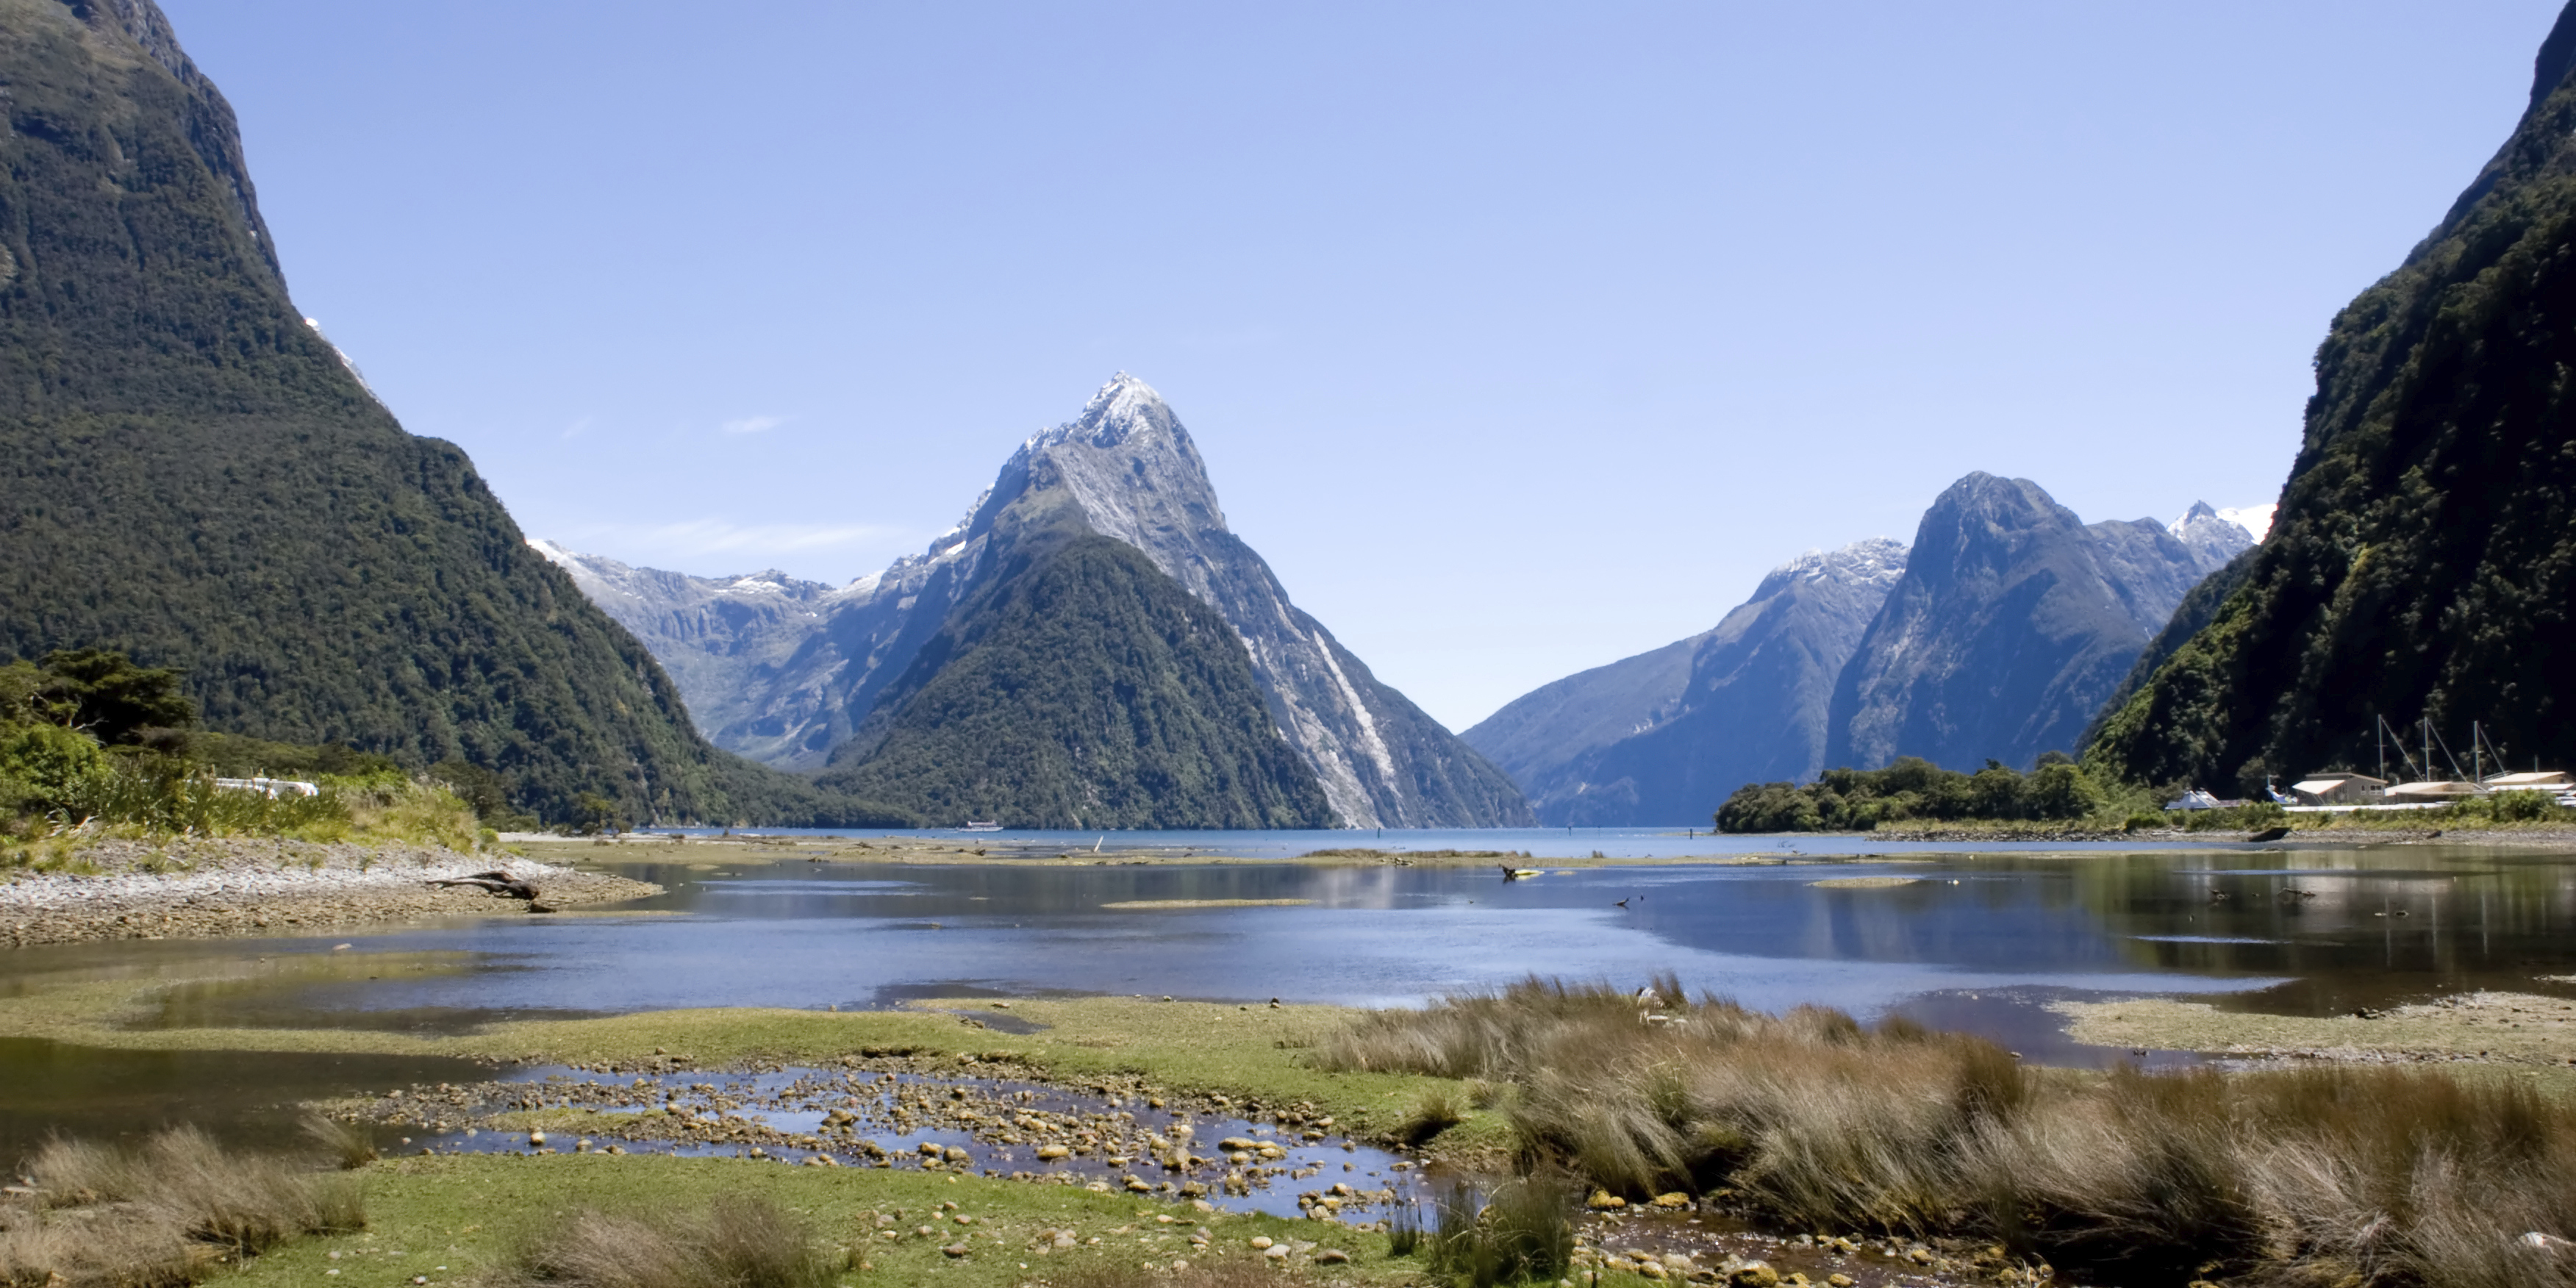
xmin=161 ymin=1 xmax=2563 ymax=731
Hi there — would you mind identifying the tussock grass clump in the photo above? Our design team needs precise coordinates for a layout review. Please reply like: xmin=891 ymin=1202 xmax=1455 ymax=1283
xmin=1317 ymin=977 xmax=2576 ymax=1288
xmin=1394 ymin=1087 xmax=1467 ymax=1146
xmin=302 ymin=1114 xmax=379 ymax=1170
xmin=1425 ymin=1173 xmax=1575 ymax=1288
xmin=0 ymin=1127 xmax=363 ymax=1286
xmin=493 ymin=1196 xmax=836 ymax=1288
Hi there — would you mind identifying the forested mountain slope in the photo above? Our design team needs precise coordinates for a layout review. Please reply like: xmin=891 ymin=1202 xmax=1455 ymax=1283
xmin=2092 ymin=1 xmax=2576 ymax=788
xmin=0 ymin=0 xmax=895 ymax=824
xmin=823 ymin=537 xmax=1334 ymax=829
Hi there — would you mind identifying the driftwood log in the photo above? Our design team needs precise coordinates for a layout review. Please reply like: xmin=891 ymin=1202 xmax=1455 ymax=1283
xmin=425 ymin=870 xmax=537 ymax=900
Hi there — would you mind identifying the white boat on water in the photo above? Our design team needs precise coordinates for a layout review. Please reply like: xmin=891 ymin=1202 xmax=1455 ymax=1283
xmin=961 ymin=820 xmax=1002 ymax=832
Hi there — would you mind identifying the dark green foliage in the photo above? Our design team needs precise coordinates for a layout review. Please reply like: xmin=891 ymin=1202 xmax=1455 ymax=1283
xmin=181 ymin=731 xmax=401 ymax=780
xmin=0 ymin=5 xmax=909 ymax=827
xmin=820 ymin=537 xmax=1336 ymax=829
xmin=572 ymin=791 xmax=629 ymax=836
xmin=1714 ymin=755 xmax=2112 ymax=832
xmin=427 ymin=758 xmax=542 ymax=831
xmin=8 ymin=648 xmax=196 ymax=744
xmin=2094 ymin=8 xmax=2576 ymax=787
xmin=0 ymin=719 xmax=110 ymax=818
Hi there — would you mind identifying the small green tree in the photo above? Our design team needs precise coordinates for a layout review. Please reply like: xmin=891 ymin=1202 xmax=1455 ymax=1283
xmin=1968 ymin=765 xmax=2028 ymax=820
xmin=26 ymin=649 xmax=197 ymax=744
xmin=2028 ymin=762 xmax=2108 ymax=820
xmin=0 ymin=721 xmax=112 ymax=814
xmin=572 ymin=791 xmax=627 ymax=836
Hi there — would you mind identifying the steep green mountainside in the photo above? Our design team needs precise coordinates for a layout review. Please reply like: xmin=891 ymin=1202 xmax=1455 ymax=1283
xmin=0 ymin=0 xmax=898 ymax=825
xmin=817 ymin=536 xmax=1335 ymax=829
xmin=2092 ymin=2 xmax=2576 ymax=787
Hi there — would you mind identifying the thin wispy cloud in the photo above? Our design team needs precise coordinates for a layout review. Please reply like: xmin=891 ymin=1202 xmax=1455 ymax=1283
xmin=720 ymin=415 xmax=787 ymax=435
xmin=562 ymin=414 xmax=594 ymax=440
xmin=643 ymin=519 xmax=894 ymax=552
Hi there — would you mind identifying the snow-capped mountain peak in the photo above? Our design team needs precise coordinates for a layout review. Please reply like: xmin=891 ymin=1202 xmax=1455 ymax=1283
xmin=2216 ymin=504 xmax=2275 ymax=542
xmin=525 ymin=376 xmax=1530 ymax=829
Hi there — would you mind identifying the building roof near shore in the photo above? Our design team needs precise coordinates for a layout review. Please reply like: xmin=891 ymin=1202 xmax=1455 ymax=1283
xmin=2485 ymin=771 xmax=2572 ymax=789
xmin=2293 ymin=774 xmax=2386 ymax=793
xmin=2385 ymin=780 xmax=2486 ymax=798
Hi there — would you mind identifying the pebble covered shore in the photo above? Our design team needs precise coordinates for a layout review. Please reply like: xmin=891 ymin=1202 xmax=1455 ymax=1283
xmin=0 ymin=838 xmax=661 ymax=948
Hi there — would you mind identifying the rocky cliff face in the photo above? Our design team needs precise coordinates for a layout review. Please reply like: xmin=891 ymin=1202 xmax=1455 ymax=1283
xmin=1466 ymin=540 xmax=1907 ymax=824
xmin=1826 ymin=474 xmax=2251 ymax=772
xmin=2092 ymin=0 xmax=2576 ymax=788
xmin=545 ymin=375 xmax=1530 ymax=827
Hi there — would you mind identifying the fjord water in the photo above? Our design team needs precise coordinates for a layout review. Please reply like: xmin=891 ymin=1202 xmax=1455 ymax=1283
xmin=43 ymin=838 xmax=2576 ymax=1026
xmin=12 ymin=837 xmax=2576 ymax=1151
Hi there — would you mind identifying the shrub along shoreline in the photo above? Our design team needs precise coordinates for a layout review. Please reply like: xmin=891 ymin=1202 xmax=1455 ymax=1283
xmin=1717 ymin=754 xmax=2576 ymax=840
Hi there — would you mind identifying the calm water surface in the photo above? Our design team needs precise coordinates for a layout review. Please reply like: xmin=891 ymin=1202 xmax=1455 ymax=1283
xmin=12 ymin=838 xmax=2576 ymax=1152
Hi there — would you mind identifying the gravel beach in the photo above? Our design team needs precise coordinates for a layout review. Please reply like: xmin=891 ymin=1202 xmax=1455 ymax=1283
xmin=0 ymin=838 xmax=662 ymax=948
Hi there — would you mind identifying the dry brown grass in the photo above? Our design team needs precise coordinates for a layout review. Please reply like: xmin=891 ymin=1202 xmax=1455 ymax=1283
xmin=0 ymin=1126 xmax=362 ymax=1286
xmin=490 ymin=1195 xmax=836 ymax=1288
xmin=1316 ymin=976 xmax=2576 ymax=1288
xmin=301 ymin=1113 xmax=379 ymax=1170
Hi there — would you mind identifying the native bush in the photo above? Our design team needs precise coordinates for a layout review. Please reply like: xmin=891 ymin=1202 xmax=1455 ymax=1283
xmin=1717 ymin=756 xmax=2122 ymax=832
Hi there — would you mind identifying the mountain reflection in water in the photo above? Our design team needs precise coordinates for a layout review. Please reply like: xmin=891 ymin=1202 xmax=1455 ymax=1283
xmin=29 ymin=844 xmax=2572 ymax=1039
xmin=13 ymin=844 xmax=2576 ymax=1151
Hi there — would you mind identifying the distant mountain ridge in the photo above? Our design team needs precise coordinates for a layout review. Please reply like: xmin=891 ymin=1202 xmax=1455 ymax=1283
xmin=1466 ymin=476 xmax=2257 ymax=823
xmin=1465 ymin=539 xmax=1908 ymax=825
xmin=1827 ymin=473 xmax=2251 ymax=775
xmin=541 ymin=375 xmax=1530 ymax=828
